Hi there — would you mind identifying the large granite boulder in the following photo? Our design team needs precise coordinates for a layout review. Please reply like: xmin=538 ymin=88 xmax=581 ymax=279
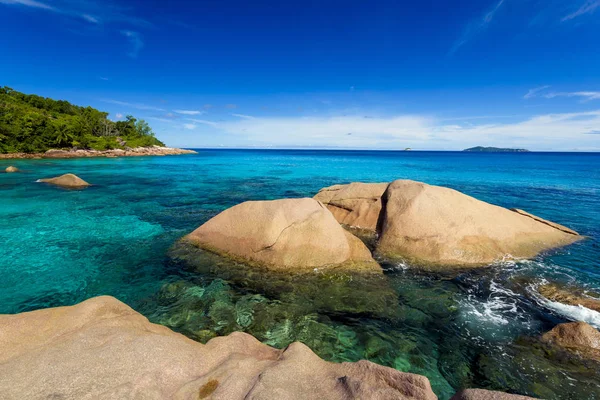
xmin=5 ymin=166 xmax=19 ymax=173
xmin=541 ymin=321 xmax=600 ymax=361
xmin=376 ymin=180 xmax=581 ymax=267
xmin=314 ymin=182 xmax=389 ymax=231
xmin=184 ymin=198 xmax=378 ymax=272
xmin=451 ymin=389 xmax=536 ymax=400
xmin=38 ymin=173 xmax=90 ymax=188
xmin=0 ymin=296 xmax=438 ymax=400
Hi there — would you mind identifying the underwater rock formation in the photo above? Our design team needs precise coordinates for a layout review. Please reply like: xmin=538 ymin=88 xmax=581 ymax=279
xmin=5 ymin=166 xmax=19 ymax=173
xmin=184 ymin=198 xmax=379 ymax=273
xmin=38 ymin=173 xmax=90 ymax=188
xmin=315 ymin=179 xmax=581 ymax=268
xmin=451 ymin=389 xmax=536 ymax=399
xmin=0 ymin=296 xmax=438 ymax=400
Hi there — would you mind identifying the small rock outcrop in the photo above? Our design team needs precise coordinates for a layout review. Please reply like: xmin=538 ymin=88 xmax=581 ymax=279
xmin=0 ymin=296 xmax=438 ymax=400
xmin=5 ymin=166 xmax=19 ymax=173
xmin=538 ymin=284 xmax=600 ymax=312
xmin=38 ymin=173 xmax=90 ymax=188
xmin=184 ymin=198 xmax=378 ymax=272
xmin=541 ymin=321 xmax=600 ymax=361
xmin=314 ymin=182 xmax=389 ymax=230
xmin=451 ymin=389 xmax=537 ymax=399
xmin=315 ymin=180 xmax=581 ymax=267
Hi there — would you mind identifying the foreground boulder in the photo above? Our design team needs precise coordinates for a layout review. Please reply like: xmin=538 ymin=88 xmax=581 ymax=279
xmin=451 ymin=389 xmax=536 ymax=400
xmin=314 ymin=182 xmax=389 ymax=231
xmin=5 ymin=166 xmax=19 ymax=173
xmin=538 ymin=284 xmax=600 ymax=313
xmin=0 ymin=296 xmax=437 ymax=400
xmin=541 ymin=321 xmax=600 ymax=361
xmin=184 ymin=198 xmax=378 ymax=272
xmin=38 ymin=173 xmax=90 ymax=188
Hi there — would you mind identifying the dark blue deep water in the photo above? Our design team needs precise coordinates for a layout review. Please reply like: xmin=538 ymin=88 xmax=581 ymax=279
xmin=1 ymin=150 xmax=599 ymax=399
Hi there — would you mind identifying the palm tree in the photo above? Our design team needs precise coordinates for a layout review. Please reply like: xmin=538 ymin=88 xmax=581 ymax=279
xmin=55 ymin=123 xmax=74 ymax=147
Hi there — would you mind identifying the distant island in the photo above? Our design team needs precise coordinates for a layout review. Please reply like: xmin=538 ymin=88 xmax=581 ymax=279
xmin=463 ymin=146 xmax=530 ymax=153
xmin=0 ymin=86 xmax=163 ymax=154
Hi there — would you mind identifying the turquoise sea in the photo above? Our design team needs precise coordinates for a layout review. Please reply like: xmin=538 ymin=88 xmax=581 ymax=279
xmin=1 ymin=150 xmax=599 ymax=399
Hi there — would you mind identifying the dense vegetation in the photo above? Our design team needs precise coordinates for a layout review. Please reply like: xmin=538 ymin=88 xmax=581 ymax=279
xmin=0 ymin=86 xmax=164 ymax=153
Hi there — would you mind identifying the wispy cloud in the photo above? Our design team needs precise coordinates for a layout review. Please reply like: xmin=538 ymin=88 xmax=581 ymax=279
xmin=0 ymin=0 xmax=151 ymax=28
xmin=187 ymin=118 xmax=218 ymax=127
xmin=98 ymin=76 xmax=109 ymax=81
xmin=174 ymin=110 xmax=205 ymax=115
xmin=81 ymin=13 xmax=99 ymax=24
xmin=231 ymin=113 xmax=255 ymax=120
xmin=562 ymin=0 xmax=600 ymax=21
xmin=524 ymin=85 xmax=551 ymax=99
xmin=450 ymin=0 xmax=505 ymax=55
xmin=121 ymin=30 xmax=143 ymax=58
xmin=183 ymin=123 xmax=197 ymax=130
xmin=101 ymin=99 xmax=165 ymax=111
xmin=0 ymin=0 xmax=54 ymax=10
xmin=545 ymin=91 xmax=600 ymax=101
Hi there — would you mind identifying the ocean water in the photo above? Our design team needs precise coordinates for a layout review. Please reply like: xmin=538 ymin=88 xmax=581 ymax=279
xmin=1 ymin=150 xmax=599 ymax=399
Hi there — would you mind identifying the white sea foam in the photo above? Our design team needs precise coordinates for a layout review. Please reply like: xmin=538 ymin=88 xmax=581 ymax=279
xmin=536 ymin=296 xmax=600 ymax=329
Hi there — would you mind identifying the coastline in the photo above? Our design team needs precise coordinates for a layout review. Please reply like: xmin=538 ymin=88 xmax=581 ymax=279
xmin=0 ymin=146 xmax=197 ymax=159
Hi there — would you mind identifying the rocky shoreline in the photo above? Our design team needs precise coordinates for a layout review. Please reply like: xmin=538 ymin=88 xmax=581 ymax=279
xmin=0 ymin=146 xmax=196 ymax=159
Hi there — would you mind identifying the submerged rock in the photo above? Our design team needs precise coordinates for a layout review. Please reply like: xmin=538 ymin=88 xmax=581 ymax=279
xmin=538 ymin=284 xmax=600 ymax=313
xmin=38 ymin=173 xmax=90 ymax=188
xmin=184 ymin=198 xmax=379 ymax=273
xmin=541 ymin=321 xmax=600 ymax=361
xmin=5 ymin=166 xmax=19 ymax=173
xmin=451 ymin=389 xmax=537 ymax=399
xmin=0 ymin=296 xmax=438 ymax=400
xmin=314 ymin=182 xmax=389 ymax=231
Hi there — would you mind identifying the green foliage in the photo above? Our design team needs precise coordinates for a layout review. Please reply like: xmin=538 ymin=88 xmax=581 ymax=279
xmin=0 ymin=86 xmax=164 ymax=153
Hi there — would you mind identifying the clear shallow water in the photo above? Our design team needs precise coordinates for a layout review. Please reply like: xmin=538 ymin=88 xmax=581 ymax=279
xmin=1 ymin=150 xmax=599 ymax=399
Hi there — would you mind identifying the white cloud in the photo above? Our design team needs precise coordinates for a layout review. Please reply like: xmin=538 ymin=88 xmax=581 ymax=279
xmin=183 ymin=123 xmax=197 ymax=130
xmin=563 ymin=0 xmax=600 ymax=21
xmin=231 ymin=113 xmax=255 ymax=120
xmin=187 ymin=118 xmax=219 ymax=127
xmin=524 ymin=85 xmax=551 ymax=99
xmin=450 ymin=0 xmax=505 ymax=55
xmin=0 ymin=0 xmax=54 ymax=10
xmin=174 ymin=110 xmax=205 ymax=115
xmin=121 ymin=30 xmax=143 ymax=58
xmin=545 ymin=91 xmax=600 ymax=101
xmin=201 ymin=110 xmax=600 ymax=151
xmin=115 ymin=113 xmax=123 ymax=119
xmin=101 ymin=99 xmax=165 ymax=111
xmin=81 ymin=14 xmax=99 ymax=24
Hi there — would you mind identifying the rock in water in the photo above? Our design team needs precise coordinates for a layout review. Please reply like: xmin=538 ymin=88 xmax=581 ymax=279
xmin=5 ymin=166 xmax=19 ymax=173
xmin=451 ymin=389 xmax=537 ymax=399
xmin=314 ymin=182 xmax=389 ymax=231
xmin=377 ymin=180 xmax=581 ymax=267
xmin=38 ymin=173 xmax=90 ymax=188
xmin=0 ymin=296 xmax=438 ymax=400
xmin=184 ymin=198 xmax=379 ymax=272
xmin=541 ymin=321 xmax=600 ymax=361
xmin=538 ymin=284 xmax=600 ymax=312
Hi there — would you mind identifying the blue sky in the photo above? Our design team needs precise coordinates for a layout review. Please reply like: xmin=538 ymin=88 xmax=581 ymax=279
xmin=1 ymin=0 xmax=600 ymax=151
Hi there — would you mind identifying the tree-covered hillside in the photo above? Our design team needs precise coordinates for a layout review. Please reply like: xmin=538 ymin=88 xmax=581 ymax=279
xmin=0 ymin=87 xmax=164 ymax=153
